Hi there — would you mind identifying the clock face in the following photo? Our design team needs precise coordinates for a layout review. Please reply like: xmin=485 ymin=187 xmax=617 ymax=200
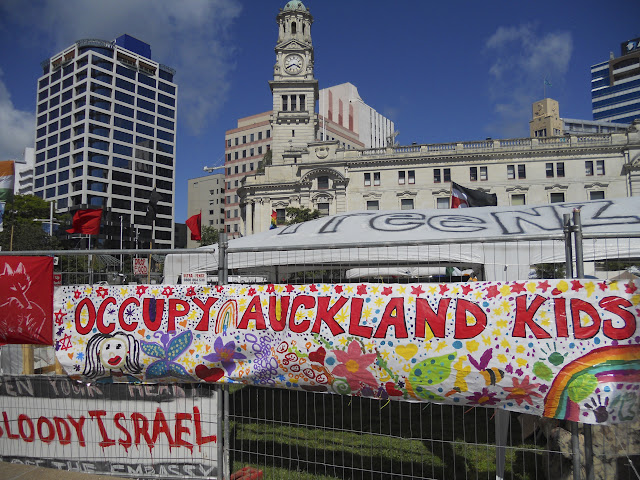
xmin=284 ymin=54 xmax=303 ymax=74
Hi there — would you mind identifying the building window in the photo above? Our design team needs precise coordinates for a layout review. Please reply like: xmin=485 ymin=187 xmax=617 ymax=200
xmin=550 ymin=192 xmax=565 ymax=203
xmin=276 ymin=208 xmax=286 ymax=225
xmin=242 ymin=135 xmax=246 ymax=144
xmin=470 ymin=167 xmax=478 ymax=181
xmin=408 ymin=170 xmax=415 ymax=184
xmin=509 ymin=164 xmax=526 ymax=179
xmin=443 ymin=168 xmax=451 ymax=182
xmin=401 ymin=198 xmax=414 ymax=210
xmin=364 ymin=173 xmax=371 ymax=186
xmin=434 ymin=169 xmax=441 ymax=183
xmin=585 ymin=161 xmax=593 ymax=176
xmin=250 ymin=133 xmax=254 ymax=142
xmin=318 ymin=176 xmax=329 ymax=189
xmin=436 ymin=197 xmax=449 ymax=209
xmin=596 ymin=160 xmax=605 ymax=175
xmin=258 ymin=131 xmax=263 ymax=140
xmin=546 ymin=163 xmax=554 ymax=178
xmin=282 ymin=96 xmax=288 ymax=111
xmin=373 ymin=172 xmax=380 ymax=186
xmin=511 ymin=194 xmax=525 ymax=206
xmin=480 ymin=166 xmax=487 ymax=181
xmin=589 ymin=190 xmax=605 ymax=200
xmin=517 ymin=164 xmax=526 ymax=179
xmin=398 ymin=171 xmax=405 ymax=184
xmin=366 ymin=200 xmax=379 ymax=210
xmin=556 ymin=163 xmax=565 ymax=177
xmin=318 ymin=203 xmax=329 ymax=216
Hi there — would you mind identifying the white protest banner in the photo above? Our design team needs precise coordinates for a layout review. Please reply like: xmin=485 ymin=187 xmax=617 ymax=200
xmin=54 ymin=279 xmax=640 ymax=425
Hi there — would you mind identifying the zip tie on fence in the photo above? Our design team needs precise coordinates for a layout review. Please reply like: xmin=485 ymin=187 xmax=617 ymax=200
xmin=380 ymin=399 xmax=390 ymax=410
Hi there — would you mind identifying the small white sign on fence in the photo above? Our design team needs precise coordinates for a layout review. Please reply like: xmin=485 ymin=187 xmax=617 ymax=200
xmin=182 ymin=273 xmax=207 ymax=285
xmin=133 ymin=257 xmax=148 ymax=275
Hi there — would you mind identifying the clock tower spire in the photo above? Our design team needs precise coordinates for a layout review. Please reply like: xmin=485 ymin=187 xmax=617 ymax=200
xmin=270 ymin=1 xmax=319 ymax=164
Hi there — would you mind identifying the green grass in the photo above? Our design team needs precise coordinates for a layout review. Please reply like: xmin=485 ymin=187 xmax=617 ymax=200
xmin=228 ymin=387 xmax=549 ymax=479
xmin=235 ymin=422 xmax=445 ymax=467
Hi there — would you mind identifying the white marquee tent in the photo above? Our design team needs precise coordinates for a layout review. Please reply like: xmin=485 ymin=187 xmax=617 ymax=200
xmin=164 ymin=197 xmax=640 ymax=284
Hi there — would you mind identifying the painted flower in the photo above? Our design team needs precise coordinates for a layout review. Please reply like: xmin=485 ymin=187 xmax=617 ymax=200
xmin=466 ymin=387 xmax=499 ymax=406
xmin=203 ymin=337 xmax=247 ymax=376
xmin=503 ymin=375 xmax=542 ymax=406
xmin=330 ymin=340 xmax=378 ymax=392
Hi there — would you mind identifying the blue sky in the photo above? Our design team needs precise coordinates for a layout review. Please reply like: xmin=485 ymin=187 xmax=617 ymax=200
xmin=0 ymin=0 xmax=637 ymax=223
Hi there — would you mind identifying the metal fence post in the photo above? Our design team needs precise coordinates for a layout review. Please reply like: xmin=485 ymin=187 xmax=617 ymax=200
xmin=572 ymin=209 xmax=595 ymax=480
xmin=218 ymin=232 xmax=228 ymax=286
xmin=217 ymin=232 xmax=230 ymax=480
xmin=564 ymin=213 xmax=581 ymax=480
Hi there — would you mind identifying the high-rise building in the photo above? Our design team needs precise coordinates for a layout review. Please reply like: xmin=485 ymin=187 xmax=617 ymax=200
xmin=33 ymin=35 xmax=177 ymax=248
xmin=591 ymin=37 xmax=640 ymax=125
xmin=528 ymin=98 xmax=627 ymax=137
xmin=187 ymin=172 xmax=226 ymax=247
xmin=14 ymin=148 xmax=35 ymax=196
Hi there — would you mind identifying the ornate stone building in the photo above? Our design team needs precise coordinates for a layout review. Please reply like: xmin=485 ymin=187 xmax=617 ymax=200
xmin=239 ymin=1 xmax=640 ymax=236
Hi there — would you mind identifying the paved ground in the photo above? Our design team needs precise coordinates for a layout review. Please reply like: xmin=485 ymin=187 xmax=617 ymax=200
xmin=0 ymin=462 xmax=129 ymax=480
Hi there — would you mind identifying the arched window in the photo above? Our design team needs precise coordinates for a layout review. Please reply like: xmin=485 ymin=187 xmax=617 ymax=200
xmin=291 ymin=22 xmax=297 ymax=34
xmin=302 ymin=23 xmax=305 ymax=34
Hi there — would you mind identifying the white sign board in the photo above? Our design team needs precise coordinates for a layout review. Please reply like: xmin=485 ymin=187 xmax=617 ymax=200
xmin=182 ymin=273 xmax=207 ymax=285
xmin=0 ymin=376 xmax=218 ymax=479
xmin=133 ymin=258 xmax=148 ymax=275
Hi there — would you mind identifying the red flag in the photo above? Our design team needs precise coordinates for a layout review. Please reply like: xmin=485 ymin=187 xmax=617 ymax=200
xmin=0 ymin=256 xmax=53 ymax=345
xmin=66 ymin=208 xmax=102 ymax=235
xmin=186 ymin=212 xmax=202 ymax=241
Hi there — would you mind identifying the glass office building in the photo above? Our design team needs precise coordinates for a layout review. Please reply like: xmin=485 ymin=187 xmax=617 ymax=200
xmin=591 ymin=37 xmax=640 ymax=125
xmin=33 ymin=35 xmax=177 ymax=248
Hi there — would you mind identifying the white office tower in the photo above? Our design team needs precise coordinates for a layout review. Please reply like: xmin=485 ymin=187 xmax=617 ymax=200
xmin=33 ymin=35 xmax=177 ymax=248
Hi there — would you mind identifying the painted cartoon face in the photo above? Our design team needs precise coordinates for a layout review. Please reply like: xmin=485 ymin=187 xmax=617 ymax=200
xmin=99 ymin=337 xmax=128 ymax=370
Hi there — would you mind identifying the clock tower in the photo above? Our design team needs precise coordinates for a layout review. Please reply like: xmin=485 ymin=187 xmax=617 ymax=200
xmin=269 ymin=1 xmax=319 ymax=163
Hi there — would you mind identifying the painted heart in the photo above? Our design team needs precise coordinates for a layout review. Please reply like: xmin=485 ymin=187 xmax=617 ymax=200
xmin=396 ymin=344 xmax=418 ymax=360
xmin=68 ymin=353 xmax=74 ymax=359
xmin=189 ymin=349 xmax=195 ymax=355
xmin=206 ymin=345 xmax=211 ymax=352
xmin=385 ymin=382 xmax=403 ymax=397
xmin=179 ymin=320 xmax=187 ymax=328
xmin=195 ymin=365 xmax=225 ymax=383
xmin=137 ymin=329 xmax=145 ymax=336
xmin=309 ymin=347 xmax=326 ymax=364
xmin=551 ymin=288 xmax=562 ymax=295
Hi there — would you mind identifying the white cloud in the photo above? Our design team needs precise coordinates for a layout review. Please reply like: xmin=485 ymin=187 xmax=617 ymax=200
xmin=0 ymin=69 xmax=35 ymax=160
xmin=0 ymin=0 xmax=242 ymax=135
xmin=484 ymin=24 xmax=572 ymax=137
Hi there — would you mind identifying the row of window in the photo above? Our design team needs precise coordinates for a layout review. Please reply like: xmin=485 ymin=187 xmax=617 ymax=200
xmin=37 ymin=117 xmax=174 ymax=148
xmin=35 ymin=165 xmax=173 ymax=188
xmin=39 ymin=49 xmax=174 ymax=88
xmin=227 ymin=130 xmax=271 ymax=147
xmin=362 ymin=161 xmax=607 ymax=186
xmin=228 ymin=144 xmax=271 ymax=162
xmin=281 ymin=94 xmax=306 ymax=112
xmin=227 ymin=162 xmax=256 ymax=176
xmin=358 ymin=190 xmax=606 ymax=211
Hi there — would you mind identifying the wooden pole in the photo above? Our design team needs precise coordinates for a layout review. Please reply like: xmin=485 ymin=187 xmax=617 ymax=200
xmin=22 ymin=345 xmax=34 ymax=375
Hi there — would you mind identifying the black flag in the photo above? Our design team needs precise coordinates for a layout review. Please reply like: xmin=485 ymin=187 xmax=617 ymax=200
xmin=145 ymin=188 xmax=163 ymax=224
xmin=451 ymin=182 xmax=497 ymax=208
